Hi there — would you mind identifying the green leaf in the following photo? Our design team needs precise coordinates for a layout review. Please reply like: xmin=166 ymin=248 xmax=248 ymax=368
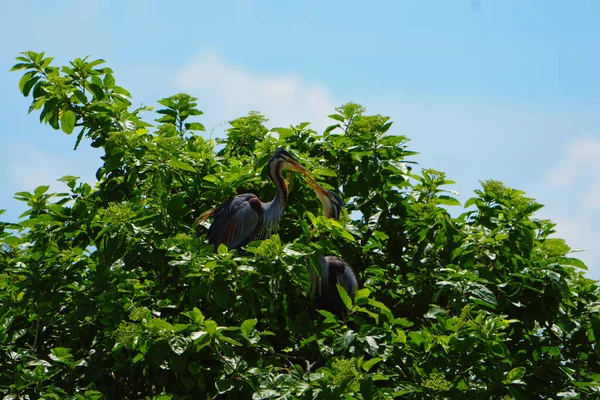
xmin=354 ymin=288 xmax=371 ymax=301
xmin=104 ymin=73 xmax=115 ymax=88
xmin=395 ymin=329 xmax=407 ymax=343
xmin=324 ymin=123 xmax=341 ymax=134
xmin=168 ymin=336 xmax=190 ymax=355
xmin=470 ymin=284 xmax=498 ymax=308
xmin=215 ymin=377 xmax=234 ymax=394
xmin=337 ymin=284 xmax=353 ymax=310
xmin=88 ymin=83 xmax=104 ymax=99
xmin=113 ymin=86 xmax=132 ymax=97
xmin=88 ymin=59 xmax=106 ymax=67
xmin=217 ymin=334 xmax=242 ymax=346
xmin=393 ymin=318 xmax=415 ymax=328
xmin=217 ymin=244 xmax=228 ymax=256
xmin=506 ymin=366 xmax=526 ymax=383
xmin=132 ymin=353 xmax=144 ymax=364
xmin=361 ymin=357 xmax=382 ymax=372
xmin=184 ymin=122 xmax=205 ymax=131
xmin=13 ymin=191 xmax=32 ymax=201
xmin=313 ymin=167 xmax=338 ymax=177
xmin=333 ymin=330 xmax=357 ymax=352
xmin=152 ymin=319 xmax=174 ymax=331
xmin=18 ymin=71 xmax=36 ymax=96
xmin=436 ymin=195 xmax=461 ymax=206
xmin=34 ymin=185 xmax=50 ymax=197
xmin=328 ymin=114 xmax=345 ymax=122
xmin=561 ymin=257 xmax=588 ymax=270
xmin=10 ymin=62 xmax=33 ymax=71
xmin=464 ymin=197 xmax=480 ymax=208
xmin=61 ymin=109 xmax=76 ymax=134
xmin=241 ymin=318 xmax=257 ymax=337
xmin=364 ymin=336 xmax=379 ymax=356
xmin=22 ymin=76 xmax=40 ymax=97
xmin=169 ymin=158 xmax=197 ymax=173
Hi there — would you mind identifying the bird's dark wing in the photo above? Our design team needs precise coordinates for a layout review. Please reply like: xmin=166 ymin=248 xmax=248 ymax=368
xmin=310 ymin=255 xmax=331 ymax=299
xmin=325 ymin=256 xmax=358 ymax=299
xmin=208 ymin=193 xmax=262 ymax=250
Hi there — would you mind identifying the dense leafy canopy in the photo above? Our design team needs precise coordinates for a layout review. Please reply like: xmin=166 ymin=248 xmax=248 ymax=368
xmin=1 ymin=51 xmax=599 ymax=399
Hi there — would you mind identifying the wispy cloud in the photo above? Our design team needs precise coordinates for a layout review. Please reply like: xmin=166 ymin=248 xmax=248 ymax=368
xmin=2 ymin=141 xmax=99 ymax=219
xmin=544 ymin=136 xmax=600 ymax=192
xmin=541 ymin=135 xmax=600 ymax=278
xmin=174 ymin=51 xmax=336 ymax=133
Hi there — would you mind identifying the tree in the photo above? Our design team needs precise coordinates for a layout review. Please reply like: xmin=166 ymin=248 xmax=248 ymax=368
xmin=1 ymin=51 xmax=598 ymax=399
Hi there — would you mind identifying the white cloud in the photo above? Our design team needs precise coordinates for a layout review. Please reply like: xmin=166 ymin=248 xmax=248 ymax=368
xmin=540 ymin=135 xmax=600 ymax=278
xmin=2 ymin=141 xmax=99 ymax=219
xmin=584 ymin=176 xmax=600 ymax=209
xmin=174 ymin=51 xmax=336 ymax=134
xmin=549 ymin=214 xmax=600 ymax=279
xmin=544 ymin=136 xmax=600 ymax=192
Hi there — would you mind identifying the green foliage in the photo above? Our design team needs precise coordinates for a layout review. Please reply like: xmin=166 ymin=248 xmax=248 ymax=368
xmin=1 ymin=51 xmax=599 ymax=399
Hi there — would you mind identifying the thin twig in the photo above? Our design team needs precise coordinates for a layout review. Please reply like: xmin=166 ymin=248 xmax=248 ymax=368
xmin=257 ymin=348 xmax=316 ymax=372
xmin=33 ymin=316 xmax=40 ymax=351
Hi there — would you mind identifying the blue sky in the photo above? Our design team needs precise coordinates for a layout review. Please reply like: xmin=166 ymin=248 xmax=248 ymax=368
xmin=1 ymin=0 xmax=599 ymax=277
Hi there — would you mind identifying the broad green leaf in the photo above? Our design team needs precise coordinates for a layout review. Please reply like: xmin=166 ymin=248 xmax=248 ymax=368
xmin=561 ymin=257 xmax=588 ymax=270
xmin=354 ymin=288 xmax=371 ymax=301
xmin=185 ymin=122 xmax=205 ymax=131
xmin=361 ymin=357 xmax=382 ymax=372
xmin=169 ymin=158 xmax=197 ymax=173
xmin=436 ymin=195 xmax=461 ymax=206
xmin=103 ymin=73 xmax=115 ymax=88
xmin=88 ymin=59 xmax=106 ymax=67
xmin=60 ymin=109 xmax=76 ymax=134
xmin=215 ymin=377 xmax=234 ymax=394
xmin=34 ymin=185 xmax=50 ymax=197
xmin=10 ymin=62 xmax=33 ymax=71
xmin=395 ymin=329 xmax=407 ymax=343
xmin=364 ymin=336 xmax=379 ymax=355
xmin=333 ymin=330 xmax=356 ymax=352
xmin=217 ymin=334 xmax=242 ymax=346
xmin=393 ymin=318 xmax=414 ymax=328
xmin=471 ymin=284 xmax=498 ymax=307
xmin=324 ymin=123 xmax=341 ymax=134
xmin=18 ymin=71 xmax=36 ymax=96
xmin=152 ymin=319 xmax=174 ymax=331
xmin=313 ymin=167 xmax=338 ymax=177
xmin=205 ymin=320 xmax=218 ymax=335
xmin=464 ymin=197 xmax=480 ymax=208
xmin=241 ymin=318 xmax=257 ymax=337
xmin=168 ymin=336 xmax=190 ymax=355
xmin=337 ymin=284 xmax=353 ymax=310
xmin=506 ymin=366 xmax=526 ymax=383
xmin=328 ymin=114 xmax=345 ymax=122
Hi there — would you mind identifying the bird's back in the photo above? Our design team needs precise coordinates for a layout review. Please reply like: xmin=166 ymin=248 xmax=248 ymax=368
xmin=208 ymin=193 xmax=262 ymax=249
xmin=314 ymin=255 xmax=358 ymax=319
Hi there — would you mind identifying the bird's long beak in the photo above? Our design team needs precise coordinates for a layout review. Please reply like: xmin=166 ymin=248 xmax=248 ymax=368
xmin=302 ymin=175 xmax=329 ymax=198
xmin=286 ymin=160 xmax=316 ymax=181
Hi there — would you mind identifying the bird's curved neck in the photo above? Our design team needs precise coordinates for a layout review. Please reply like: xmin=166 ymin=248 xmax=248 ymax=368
xmin=268 ymin=160 xmax=288 ymax=210
xmin=261 ymin=161 xmax=289 ymax=235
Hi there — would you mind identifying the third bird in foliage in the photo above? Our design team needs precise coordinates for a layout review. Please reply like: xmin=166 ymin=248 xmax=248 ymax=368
xmin=305 ymin=179 xmax=358 ymax=319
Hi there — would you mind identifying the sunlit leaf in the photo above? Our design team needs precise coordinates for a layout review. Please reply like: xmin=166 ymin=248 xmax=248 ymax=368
xmin=60 ymin=109 xmax=76 ymax=134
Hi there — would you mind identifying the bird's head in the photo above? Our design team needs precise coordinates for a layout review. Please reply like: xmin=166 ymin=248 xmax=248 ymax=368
xmin=267 ymin=148 xmax=314 ymax=181
xmin=304 ymin=178 xmax=345 ymax=220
